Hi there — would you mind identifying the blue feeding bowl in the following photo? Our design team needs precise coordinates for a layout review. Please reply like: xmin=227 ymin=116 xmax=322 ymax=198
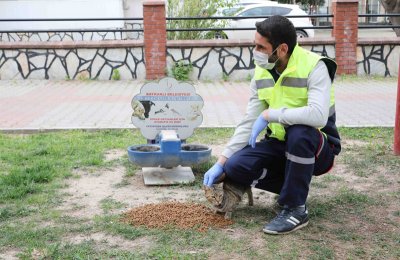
xmin=127 ymin=131 xmax=211 ymax=168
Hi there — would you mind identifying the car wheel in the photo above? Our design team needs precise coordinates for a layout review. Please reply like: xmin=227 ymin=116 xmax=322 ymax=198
xmin=296 ymin=30 xmax=308 ymax=38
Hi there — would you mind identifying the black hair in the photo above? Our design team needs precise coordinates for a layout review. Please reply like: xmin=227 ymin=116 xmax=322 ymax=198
xmin=255 ymin=15 xmax=297 ymax=54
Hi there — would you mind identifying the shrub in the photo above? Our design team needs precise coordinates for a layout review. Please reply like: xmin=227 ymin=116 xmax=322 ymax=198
xmin=112 ymin=69 xmax=121 ymax=80
xmin=172 ymin=61 xmax=193 ymax=81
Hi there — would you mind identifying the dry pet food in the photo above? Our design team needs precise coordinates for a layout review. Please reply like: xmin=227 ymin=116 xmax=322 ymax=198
xmin=121 ymin=201 xmax=233 ymax=232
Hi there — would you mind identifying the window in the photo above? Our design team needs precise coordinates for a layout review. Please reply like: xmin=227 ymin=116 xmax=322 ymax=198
xmin=259 ymin=7 xmax=273 ymax=16
xmin=238 ymin=6 xmax=292 ymax=17
xmin=239 ymin=7 xmax=263 ymax=16
xmin=271 ymin=7 xmax=291 ymax=16
xmin=222 ymin=7 xmax=243 ymax=16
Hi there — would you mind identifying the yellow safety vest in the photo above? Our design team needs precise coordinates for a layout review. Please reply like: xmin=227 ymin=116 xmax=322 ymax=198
xmin=254 ymin=44 xmax=337 ymax=141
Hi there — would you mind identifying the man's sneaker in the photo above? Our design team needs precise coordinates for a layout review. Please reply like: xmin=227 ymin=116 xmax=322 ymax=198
xmin=263 ymin=207 xmax=309 ymax=235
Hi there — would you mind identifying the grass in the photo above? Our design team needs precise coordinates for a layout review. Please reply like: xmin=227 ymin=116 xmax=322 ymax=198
xmin=0 ymin=128 xmax=399 ymax=259
xmin=0 ymin=130 xmax=142 ymax=201
xmin=335 ymin=74 xmax=398 ymax=81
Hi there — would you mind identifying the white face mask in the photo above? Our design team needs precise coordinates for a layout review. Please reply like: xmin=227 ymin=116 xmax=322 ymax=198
xmin=253 ymin=48 xmax=279 ymax=70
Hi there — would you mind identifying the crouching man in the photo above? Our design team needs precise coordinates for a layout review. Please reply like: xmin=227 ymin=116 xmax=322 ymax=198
xmin=203 ymin=15 xmax=341 ymax=235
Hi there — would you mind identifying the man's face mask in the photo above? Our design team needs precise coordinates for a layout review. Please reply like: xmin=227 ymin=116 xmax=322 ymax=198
xmin=253 ymin=46 xmax=280 ymax=70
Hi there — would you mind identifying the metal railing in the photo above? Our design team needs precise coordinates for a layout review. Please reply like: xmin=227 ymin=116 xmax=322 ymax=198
xmin=358 ymin=14 xmax=400 ymax=29
xmin=0 ymin=14 xmax=399 ymax=34
xmin=0 ymin=17 xmax=144 ymax=34
xmin=166 ymin=14 xmax=334 ymax=32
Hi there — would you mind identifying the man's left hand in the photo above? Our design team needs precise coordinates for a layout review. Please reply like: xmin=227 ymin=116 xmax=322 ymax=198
xmin=249 ymin=114 xmax=269 ymax=148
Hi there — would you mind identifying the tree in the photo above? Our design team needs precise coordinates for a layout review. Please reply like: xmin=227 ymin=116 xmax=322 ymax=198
xmin=167 ymin=0 xmax=237 ymax=40
xmin=379 ymin=0 xmax=400 ymax=36
xmin=296 ymin=0 xmax=325 ymax=9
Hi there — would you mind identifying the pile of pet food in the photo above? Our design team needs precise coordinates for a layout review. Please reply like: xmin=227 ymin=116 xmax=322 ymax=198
xmin=121 ymin=201 xmax=233 ymax=232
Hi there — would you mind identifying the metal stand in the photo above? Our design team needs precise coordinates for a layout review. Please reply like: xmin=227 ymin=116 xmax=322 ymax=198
xmin=142 ymin=166 xmax=195 ymax=185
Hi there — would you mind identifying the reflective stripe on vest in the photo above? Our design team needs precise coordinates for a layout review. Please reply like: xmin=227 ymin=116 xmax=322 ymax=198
xmin=254 ymin=44 xmax=337 ymax=141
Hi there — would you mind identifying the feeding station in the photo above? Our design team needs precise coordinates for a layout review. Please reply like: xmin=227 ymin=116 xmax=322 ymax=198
xmin=127 ymin=77 xmax=212 ymax=185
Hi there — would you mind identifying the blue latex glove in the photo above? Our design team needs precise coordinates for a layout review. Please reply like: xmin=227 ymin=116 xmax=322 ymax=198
xmin=203 ymin=162 xmax=224 ymax=187
xmin=249 ymin=114 xmax=269 ymax=148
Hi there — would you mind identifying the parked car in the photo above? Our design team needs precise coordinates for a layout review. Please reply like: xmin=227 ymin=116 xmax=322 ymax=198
xmin=216 ymin=3 xmax=315 ymax=39
xmin=235 ymin=0 xmax=274 ymax=6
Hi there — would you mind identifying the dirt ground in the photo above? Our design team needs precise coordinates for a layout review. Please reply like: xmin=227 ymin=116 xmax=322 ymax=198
xmin=59 ymin=144 xmax=276 ymax=216
xmin=53 ymin=140 xmax=399 ymax=257
xmin=57 ymin=141 xmax=368 ymax=220
xmin=57 ymin=144 xmax=277 ymax=246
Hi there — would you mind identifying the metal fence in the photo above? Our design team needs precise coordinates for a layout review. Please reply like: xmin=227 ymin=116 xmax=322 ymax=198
xmin=0 ymin=17 xmax=144 ymax=34
xmin=0 ymin=14 xmax=399 ymax=39
xmin=166 ymin=14 xmax=333 ymax=32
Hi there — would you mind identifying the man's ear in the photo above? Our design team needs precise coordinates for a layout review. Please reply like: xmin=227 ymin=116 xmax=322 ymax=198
xmin=279 ymin=43 xmax=289 ymax=57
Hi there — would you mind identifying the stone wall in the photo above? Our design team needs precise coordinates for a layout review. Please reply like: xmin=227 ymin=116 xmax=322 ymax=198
xmin=166 ymin=39 xmax=336 ymax=80
xmin=0 ymin=41 xmax=145 ymax=80
xmin=0 ymin=38 xmax=398 ymax=80
xmin=357 ymin=39 xmax=400 ymax=77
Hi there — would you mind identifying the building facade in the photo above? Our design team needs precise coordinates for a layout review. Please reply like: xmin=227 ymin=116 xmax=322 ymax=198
xmin=320 ymin=0 xmax=387 ymax=23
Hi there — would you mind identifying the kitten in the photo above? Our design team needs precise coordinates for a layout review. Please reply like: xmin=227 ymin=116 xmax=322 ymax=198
xmin=204 ymin=181 xmax=253 ymax=219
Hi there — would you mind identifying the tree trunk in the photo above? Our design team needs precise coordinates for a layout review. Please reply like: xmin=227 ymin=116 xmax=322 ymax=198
xmin=380 ymin=0 xmax=400 ymax=36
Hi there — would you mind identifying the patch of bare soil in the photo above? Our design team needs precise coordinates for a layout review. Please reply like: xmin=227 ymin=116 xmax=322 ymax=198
xmin=65 ymin=233 xmax=153 ymax=252
xmin=57 ymin=147 xmax=224 ymax=249
xmin=121 ymin=201 xmax=233 ymax=232
xmin=341 ymin=139 xmax=369 ymax=147
xmin=0 ymin=248 xmax=20 ymax=260
xmin=103 ymin=149 xmax=126 ymax=162
xmin=309 ymin=163 xmax=373 ymax=196
xmin=59 ymin=165 xmax=204 ymax=219
xmin=59 ymin=145 xmax=228 ymax=219
xmin=59 ymin=165 xmax=127 ymax=218
xmin=209 ymin=253 xmax=248 ymax=260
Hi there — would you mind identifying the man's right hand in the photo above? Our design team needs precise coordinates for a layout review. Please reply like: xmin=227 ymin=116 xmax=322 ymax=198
xmin=203 ymin=162 xmax=224 ymax=187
